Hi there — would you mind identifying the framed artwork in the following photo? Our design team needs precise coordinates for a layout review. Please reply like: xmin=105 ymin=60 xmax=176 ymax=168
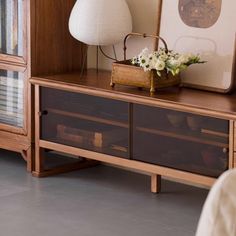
xmin=156 ymin=0 xmax=236 ymax=93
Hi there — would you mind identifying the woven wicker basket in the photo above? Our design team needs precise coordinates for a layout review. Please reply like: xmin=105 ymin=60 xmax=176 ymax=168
xmin=110 ymin=33 xmax=181 ymax=93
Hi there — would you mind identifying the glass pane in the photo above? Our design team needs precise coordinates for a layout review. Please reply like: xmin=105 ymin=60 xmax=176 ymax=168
xmin=41 ymin=88 xmax=129 ymax=159
xmin=0 ymin=0 xmax=23 ymax=56
xmin=133 ymin=104 xmax=229 ymax=178
xmin=0 ymin=69 xmax=24 ymax=127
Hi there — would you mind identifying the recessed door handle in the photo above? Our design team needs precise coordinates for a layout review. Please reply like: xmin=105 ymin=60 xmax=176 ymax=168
xmin=38 ymin=110 xmax=48 ymax=116
xmin=222 ymin=148 xmax=229 ymax=153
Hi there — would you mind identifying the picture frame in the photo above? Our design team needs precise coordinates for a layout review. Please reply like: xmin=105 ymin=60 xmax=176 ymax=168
xmin=156 ymin=0 xmax=236 ymax=93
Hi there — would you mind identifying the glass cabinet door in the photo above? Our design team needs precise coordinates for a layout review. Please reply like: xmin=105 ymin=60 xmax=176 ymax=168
xmin=40 ymin=88 xmax=129 ymax=159
xmin=133 ymin=104 xmax=229 ymax=178
xmin=0 ymin=68 xmax=24 ymax=127
xmin=0 ymin=0 xmax=24 ymax=56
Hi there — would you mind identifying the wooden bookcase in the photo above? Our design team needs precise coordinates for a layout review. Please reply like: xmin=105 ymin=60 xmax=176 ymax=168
xmin=0 ymin=0 xmax=85 ymax=171
xmin=30 ymin=70 xmax=236 ymax=193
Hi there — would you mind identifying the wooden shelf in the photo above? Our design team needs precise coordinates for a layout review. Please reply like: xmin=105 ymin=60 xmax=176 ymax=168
xmin=47 ymin=108 xmax=129 ymax=128
xmin=45 ymin=134 xmax=129 ymax=160
xmin=136 ymin=126 xmax=229 ymax=148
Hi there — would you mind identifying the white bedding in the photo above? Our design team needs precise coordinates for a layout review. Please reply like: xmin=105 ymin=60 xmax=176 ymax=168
xmin=196 ymin=169 xmax=236 ymax=236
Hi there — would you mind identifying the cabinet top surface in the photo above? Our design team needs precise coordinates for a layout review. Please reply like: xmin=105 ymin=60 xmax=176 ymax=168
xmin=31 ymin=69 xmax=236 ymax=120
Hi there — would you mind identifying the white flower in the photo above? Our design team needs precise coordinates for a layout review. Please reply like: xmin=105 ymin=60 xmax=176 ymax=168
xmin=154 ymin=60 xmax=165 ymax=71
xmin=139 ymin=55 xmax=148 ymax=66
xmin=158 ymin=54 xmax=168 ymax=61
xmin=130 ymin=47 xmax=205 ymax=78
xmin=168 ymin=58 xmax=181 ymax=67
xmin=131 ymin=56 xmax=138 ymax=65
xmin=167 ymin=50 xmax=177 ymax=57
xmin=177 ymin=54 xmax=189 ymax=64
xmin=139 ymin=55 xmax=151 ymax=72
xmin=178 ymin=53 xmax=195 ymax=64
xmin=149 ymin=57 xmax=158 ymax=70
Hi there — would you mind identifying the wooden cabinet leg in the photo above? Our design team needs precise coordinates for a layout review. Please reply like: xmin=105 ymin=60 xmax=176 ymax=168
xmin=151 ymin=174 xmax=161 ymax=193
xmin=26 ymin=148 xmax=32 ymax=172
xmin=33 ymin=147 xmax=45 ymax=176
xmin=20 ymin=148 xmax=32 ymax=172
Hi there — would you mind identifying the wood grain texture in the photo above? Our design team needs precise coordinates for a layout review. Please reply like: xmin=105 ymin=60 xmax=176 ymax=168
xmin=0 ymin=0 xmax=27 ymax=65
xmin=32 ymin=160 xmax=99 ymax=177
xmin=234 ymin=153 xmax=236 ymax=168
xmin=154 ymin=0 xmax=163 ymax=50
xmin=0 ymin=130 xmax=30 ymax=151
xmin=0 ymin=63 xmax=28 ymax=137
xmin=229 ymin=120 xmax=234 ymax=168
xmin=34 ymin=84 xmax=43 ymax=173
xmin=31 ymin=0 xmax=86 ymax=76
xmin=0 ymin=0 xmax=29 ymax=170
xmin=0 ymin=62 xmax=30 ymax=171
xmin=31 ymin=71 xmax=235 ymax=187
xmin=47 ymin=108 xmax=128 ymax=128
xmin=30 ymin=69 xmax=236 ymax=120
xmin=0 ymin=54 xmax=26 ymax=65
xmin=151 ymin=174 xmax=161 ymax=193
xmin=0 ymin=62 xmax=26 ymax=72
xmin=39 ymin=140 xmax=216 ymax=187
xmin=234 ymin=122 xmax=236 ymax=151
xmin=136 ymin=126 xmax=228 ymax=148
xmin=0 ymin=0 xmax=86 ymax=171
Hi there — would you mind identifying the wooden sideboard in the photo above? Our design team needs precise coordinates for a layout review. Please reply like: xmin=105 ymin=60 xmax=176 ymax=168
xmin=30 ymin=69 xmax=236 ymax=193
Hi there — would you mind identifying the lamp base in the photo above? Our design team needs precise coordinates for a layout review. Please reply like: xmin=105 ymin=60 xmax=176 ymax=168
xmin=80 ymin=45 xmax=88 ymax=78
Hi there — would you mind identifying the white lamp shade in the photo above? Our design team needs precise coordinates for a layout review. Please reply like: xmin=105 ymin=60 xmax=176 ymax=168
xmin=69 ymin=0 xmax=132 ymax=46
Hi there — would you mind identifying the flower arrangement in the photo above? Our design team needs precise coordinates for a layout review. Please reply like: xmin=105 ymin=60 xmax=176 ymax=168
xmin=131 ymin=48 xmax=205 ymax=77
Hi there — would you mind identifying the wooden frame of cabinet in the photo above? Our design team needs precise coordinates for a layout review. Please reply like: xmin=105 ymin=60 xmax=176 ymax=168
xmin=0 ymin=0 xmax=31 ymax=170
xmin=0 ymin=62 xmax=27 ymax=134
xmin=0 ymin=0 xmax=28 ymax=65
xmin=234 ymin=154 xmax=236 ymax=168
xmin=0 ymin=0 xmax=85 ymax=171
xmin=30 ymin=70 xmax=236 ymax=193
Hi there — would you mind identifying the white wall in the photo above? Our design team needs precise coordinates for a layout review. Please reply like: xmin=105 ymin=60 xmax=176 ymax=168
xmin=87 ymin=0 xmax=159 ymax=70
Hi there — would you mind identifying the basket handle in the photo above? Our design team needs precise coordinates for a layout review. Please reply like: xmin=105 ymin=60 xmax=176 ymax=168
xmin=123 ymin=32 xmax=169 ymax=60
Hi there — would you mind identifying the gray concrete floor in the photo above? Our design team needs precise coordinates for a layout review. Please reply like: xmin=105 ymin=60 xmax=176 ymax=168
xmin=0 ymin=150 xmax=208 ymax=236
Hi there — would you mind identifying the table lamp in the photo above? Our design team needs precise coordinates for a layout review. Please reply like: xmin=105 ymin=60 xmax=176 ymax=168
xmin=69 ymin=0 xmax=132 ymax=71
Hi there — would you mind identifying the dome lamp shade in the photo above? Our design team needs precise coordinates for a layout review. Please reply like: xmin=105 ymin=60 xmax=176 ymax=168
xmin=69 ymin=0 xmax=133 ymax=46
